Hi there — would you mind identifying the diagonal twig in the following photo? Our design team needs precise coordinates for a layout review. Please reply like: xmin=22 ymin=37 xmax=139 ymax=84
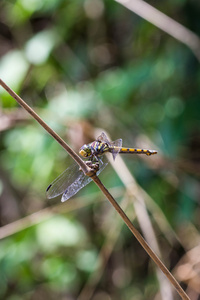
xmin=115 ymin=0 xmax=200 ymax=61
xmin=0 ymin=79 xmax=89 ymax=175
xmin=0 ymin=78 xmax=190 ymax=300
xmin=92 ymin=175 xmax=190 ymax=300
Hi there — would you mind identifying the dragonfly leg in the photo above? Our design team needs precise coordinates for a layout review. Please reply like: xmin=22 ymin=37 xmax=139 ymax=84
xmin=96 ymin=156 xmax=103 ymax=164
xmin=93 ymin=155 xmax=100 ymax=163
xmin=78 ymin=159 xmax=100 ymax=174
xmin=87 ymin=154 xmax=100 ymax=164
xmin=86 ymin=160 xmax=99 ymax=170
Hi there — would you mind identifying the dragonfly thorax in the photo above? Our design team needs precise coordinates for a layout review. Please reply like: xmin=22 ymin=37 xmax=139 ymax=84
xmin=79 ymin=141 xmax=109 ymax=159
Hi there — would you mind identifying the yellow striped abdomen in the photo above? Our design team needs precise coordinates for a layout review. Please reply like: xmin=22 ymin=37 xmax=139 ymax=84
xmin=113 ymin=147 xmax=157 ymax=156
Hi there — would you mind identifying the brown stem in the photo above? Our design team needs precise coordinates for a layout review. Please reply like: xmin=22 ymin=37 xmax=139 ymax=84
xmin=0 ymin=78 xmax=190 ymax=300
xmin=91 ymin=175 xmax=190 ymax=300
xmin=0 ymin=79 xmax=89 ymax=174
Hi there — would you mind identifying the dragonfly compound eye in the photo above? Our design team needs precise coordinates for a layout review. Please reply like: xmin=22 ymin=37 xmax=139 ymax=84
xmin=79 ymin=144 xmax=91 ymax=157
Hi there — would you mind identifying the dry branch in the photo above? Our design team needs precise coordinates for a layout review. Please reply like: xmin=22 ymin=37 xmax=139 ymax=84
xmin=0 ymin=79 xmax=190 ymax=300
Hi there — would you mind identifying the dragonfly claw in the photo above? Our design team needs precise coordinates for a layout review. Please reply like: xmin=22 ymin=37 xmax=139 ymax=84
xmin=85 ymin=160 xmax=100 ymax=176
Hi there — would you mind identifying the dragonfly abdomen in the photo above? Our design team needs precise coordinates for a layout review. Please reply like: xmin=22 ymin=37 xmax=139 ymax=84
xmin=112 ymin=147 xmax=157 ymax=156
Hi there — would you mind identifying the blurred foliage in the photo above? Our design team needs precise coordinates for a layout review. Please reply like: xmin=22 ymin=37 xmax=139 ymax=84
xmin=0 ymin=0 xmax=200 ymax=299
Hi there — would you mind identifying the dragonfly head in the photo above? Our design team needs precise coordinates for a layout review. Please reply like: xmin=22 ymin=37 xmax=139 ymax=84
xmin=79 ymin=144 xmax=92 ymax=158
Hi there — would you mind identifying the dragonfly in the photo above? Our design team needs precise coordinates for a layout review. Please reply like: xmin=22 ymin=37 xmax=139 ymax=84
xmin=46 ymin=132 xmax=157 ymax=202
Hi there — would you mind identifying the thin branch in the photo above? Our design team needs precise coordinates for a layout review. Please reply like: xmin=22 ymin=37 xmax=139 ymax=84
xmin=115 ymin=0 xmax=200 ymax=61
xmin=97 ymin=130 xmax=173 ymax=300
xmin=0 ymin=187 xmax=123 ymax=239
xmin=78 ymin=130 xmax=177 ymax=300
xmin=0 ymin=79 xmax=190 ymax=300
xmin=77 ymin=195 xmax=133 ymax=300
xmin=0 ymin=79 xmax=89 ymax=175
xmin=92 ymin=175 xmax=190 ymax=300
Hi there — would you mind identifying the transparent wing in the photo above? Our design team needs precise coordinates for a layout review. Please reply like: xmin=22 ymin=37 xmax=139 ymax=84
xmin=46 ymin=162 xmax=81 ymax=199
xmin=61 ymin=169 xmax=92 ymax=202
xmin=61 ymin=158 xmax=108 ymax=202
xmin=46 ymin=158 xmax=108 ymax=202
xmin=96 ymin=132 xmax=122 ymax=160
xmin=96 ymin=132 xmax=110 ymax=143
xmin=109 ymin=138 xmax=122 ymax=160
xmin=110 ymin=138 xmax=122 ymax=148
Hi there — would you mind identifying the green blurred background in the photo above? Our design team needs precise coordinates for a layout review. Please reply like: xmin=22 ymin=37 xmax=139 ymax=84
xmin=0 ymin=0 xmax=200 ymax=299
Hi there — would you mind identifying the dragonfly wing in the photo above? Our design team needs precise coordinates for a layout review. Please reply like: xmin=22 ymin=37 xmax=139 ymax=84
xmin=96 ymin=132 xmax=110 ymax=143
xmin=97 ymin=132 xmax=121 ymax=160
xmin=61 ymin=158 xmax=108 ymax=202
xmin=61 ymin=172 xmax=92 ymax=202
xmin=46 ymin=162 xmax=81 ymax=199
xmin=110 ymin=138 xmax=122 ymax=160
